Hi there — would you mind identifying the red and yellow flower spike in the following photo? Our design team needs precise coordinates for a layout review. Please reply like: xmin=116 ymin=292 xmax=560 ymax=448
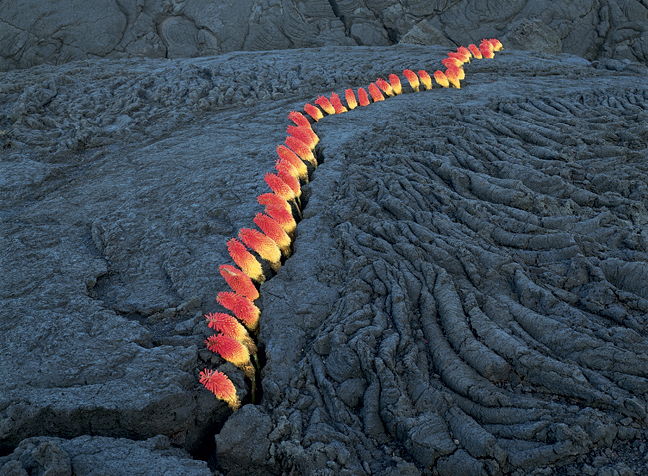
xmin=357 ymin=87 xmax=370 ymax=107
xmin=258 ymin=192 xmax=291 ymax=213
xmin=217 ymin=291 xmax=261 ymax=330
xmin=445 ymin=68 xmax=461 ymax=89
xmin=434 ymin=70 xmax=450 ymax=88
xmin=239 ymin=228 xmax=281 ymax=270
xmin=199 ymin=369 xmax=240 ymax=410
xmin=480 ymin=39 xmax=495 ymax=58
xmin=227 ymin=238 xmax=264 ymax=283
xmin=403 ymin=69 xmax=420 ymax=92
xmin=389 ymin=74 xmax=402 ymax=95
xmin=288 ymin=111 xmax=311 ymax=129
xmin=418 ymin=70 xmax=433 ymax=90
xmin=264 ymin=172 xmax=295 ymax=202
xmin=315 ymin=95 xmax=335 ymax=115
xmin=285 ymin=136 xmax=317 ymax=167
xmin=205 ymin=312 xmax=257 ymax=353
xmin=345 ymin=89 xmax=357 ymax=110
xmin=205 ymin=334 xmax=255 ymax=378
xmin=375 ymin=78 xmax=394 ymax=97
xmin=277 ymin=169 xmax=301 ymax=198
xmin=449 ymin=51 xmax=469 ymax=64
xmin=368 ymin=83 xmax=385 ymax=102
xmin=265 ymin=204 xmax=297 ymax=235
xmin=330 ymin=92 xmax=348 ymax=114
xmin=219 ymin=264 xmax=259 ymax=300
xmin=277 ymin=145 xmax=308 ymax=182
xmin=442 ymin=57 xmax=463 ymax=69
xmin=489 ymin=38 xmax=504 ymax=51
xmin=303 ymin=103 xmax=323 ymax=121
xmin=457 ymin=46 xmax=472 ymax=61
xmin=254 ymin=213 xmax=291 ymax=256
xmin=468 ymin=43 xmax=483 ymax=59
xmin=287 ymin=125 xmax=319 ymax=150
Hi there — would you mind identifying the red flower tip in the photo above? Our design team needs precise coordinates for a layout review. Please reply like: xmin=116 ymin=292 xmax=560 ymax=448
xmin=368 ymin=83 xmax=385 ymax=102
xmin=278 ymin=169 xmax=301 ymax=198
xmin=276 ymin=157 xmax=299 ymax=181
xmin=375 ymin=78 xmax=394 ymax=97
xmin=448 ymin=51 xmax=469 ymax=64
xmin=457 ymin=46 xmax=473 ymax=60
xmin=445 ymin=68 xmax=461 ymax=89
xmin=265 ymin=204 xmax=296 ymax=235
xmin=219 ymin=265 xmax=259 ymax=300
xmin=403 ymin=69 xmax=420 ymax=92
xmin=285 ymin=136 xmax=317 ymax=167
xmin=315 ymin=95 xmax=335 ymax=115
xmin=345 ymin=89 xmax=357 ymax=110
xmin=489 ymin=38 xmax=503 ymax=51
xmin=199 ymin=369 xmax=240 ymax=409
xmin=205 ymin=334 xmax=254 ymax=378
xmin=264 ymin=172 xmax=295 ymax=202
xmin=258 ymin=192 xmax=292 ymax=213
xmin=277 ymin=145 xmax=309 ymax=182
xmin=254 ymin=213 xmax=291 ymax=255
xmin=303 ymin=103 xmax=323 ymax=121
xmin=288 ymin=111 xmax=311 ymax=129
xmin=434 ymin=70 xmax=450 ymax=88
xmin=205 ymin=312 xmax=257 ymax=352
xmin=287 ymin=125 xmax=318 ymax=150
xmin=418 ymin=70 xmax=432 ymax=90
xmin=357 ymin=87 xmax=370 ymax=107
xmin=227 ymin=238 xmax=264 ymax=283
xmin=217 ymin=290 xmax=261 ymax=330
xmin=480 ymin=39 xmax=494 ymax=58
xmin=468 ymin=43 xmax=483 ymax=59
xmin=330 ymin=92 xmax=348 ymax=114
xmin=239 ymin=228 xmax=281 ymax=268
xmin=388 ymin=74 xmax=402 ymax=95
xmin=442 ymin=57 xmax=463 ymax=69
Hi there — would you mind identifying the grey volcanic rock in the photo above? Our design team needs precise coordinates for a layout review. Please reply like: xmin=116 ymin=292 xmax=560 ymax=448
xmin=0 ymin=435 xmax=211 ymax=476
xmin=1 ymin=44 xmax=648 ymax=475
xmin=1 ymin=0 xmax=648 ymax=71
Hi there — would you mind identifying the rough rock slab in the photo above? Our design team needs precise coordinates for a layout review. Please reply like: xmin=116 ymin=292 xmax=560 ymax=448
xmin=1 ymin=45 xmax=648 ymax=475
xmin=1 ymin=0 xmax=647 ymax=71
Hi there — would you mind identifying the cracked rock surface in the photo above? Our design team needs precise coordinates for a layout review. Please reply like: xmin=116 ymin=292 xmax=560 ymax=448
xmin=1 ymin=44 xmax=648 ymax=475
xmin=1 ymin=0 xmax=647 ymax=71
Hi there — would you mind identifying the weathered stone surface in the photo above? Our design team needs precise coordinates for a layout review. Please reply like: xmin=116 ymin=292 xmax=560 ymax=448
xmin=1 ymin=44 xmax=648 ymax=475
xmin=1 ymin=0 xmax=648 ymax=71
xmin=0 ymin=435 xmax=211 ymax=476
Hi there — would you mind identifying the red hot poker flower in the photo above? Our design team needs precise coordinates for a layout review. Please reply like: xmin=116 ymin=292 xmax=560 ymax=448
xmin=442 ymin=57 xmax=463 ymax=69
xmin=375 ymin=78 xmax=394 ymax=97
xmin=287 ymin=125 xmax=319 ymax=150
xmin=458 ymin=46 xmax=473 ymax=60
xmin=330 ymin=92 xmax=348 ymax=114
xmin=239 ymin=228 xmax=281 ymax=269
xmin=277 ymin=145 xmax=308 ymax=182
xmin=199 ymin=369 xmax=240 ymax=409
xmin=285 ymin=136 xmax=317 ymax=167
xmin=265 ymin=204 xmax=296 ymax=235
xmin=403 ymin=69 xmax=420 ymax=92
xmin=303 ymin=103 xmax=323 ymax=121
xmin=205 ymin=312 xmax=257 ymax=353
xmin=254 ymin=213 xmax=291 ymax=256
xmin=434 ymin=70 xmax=450 ymax=88
xmin=468 ymin=43 xmax=483 ymax=59
xmin=489 ymin=38 xmax=503 ymax=51
xmin=389 ymin=74 xmax=402 ymax=95
xmin=258 ymin=192 xmax=291 ymax=212
xmin=264 ymin=172 xmax=295 ymax=202
xmin=368 ymin=83 xmax=384 ymax=102
xmin=227 ymin=238 xmax=264 ymax=283
xmin=217 ymin=291 xmax=261 ymax=330
xmin=357 ymin=87 xmax=370 ymax=107
xmin=418 ymin=70 xmax=432 ymax=90
xmin=205 ymin=334 xmax=254 ymax=378
xmin=288 ymin=111 xmax=311 ymax=129
xmin=277 ymin=169 xmax=301 ymax=198
xmin=445 ymin=68 xmax=461 ymax=89
xmin=219 ymin=264 xmax=259 ymax=300
xmin=449 ymin=51 xmax=470 ymax=64
xmin=276 ymin=157 xmax=299 ymax=181
xmin=315 ymin=95 xmax=335 ymax=115
xmin=345 ymin=89 xmax=357 ymax=110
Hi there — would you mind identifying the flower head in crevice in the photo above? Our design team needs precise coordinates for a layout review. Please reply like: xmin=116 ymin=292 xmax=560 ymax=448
xmin=303 ymin=103 xmax=323 ymax=121
xmin=227 ymin=238 xmax=264 ymax=283
xmin=285 ymin=136 xmax=317 ymax=167
xmin=217 ymin=291 xmax=261 ymax=330
xmin=403 ymin=69 xmax=420 ymax=92
xmin=368 ymin=83 xmax=384 ymax=102
xmin=345 ymin=89 xmax=358 ymax=110
xmin=288 ymin=111 xmax=311 ymax=129
xmin=330 ymin=92 xmax=348 ymax=114
xmin=357 ymin=87 xmax=370 ymax=106
xmin=277 ymin=145 xmax=309 ymax=182
xmin=205 ymin=312 xmax=257 ymax=354
xmin=434 ymin=70 xmax=450 ymax=88
xmin=315 ymin=95 xmax=335 ymax=115
xmin=239 ymin=228 xmax=281 ymax=271
xmin=265 ymin=204 xmax=296 ymax=235
xmin=418 ymin=70 xmax=432 ymax=90
xmin=199 ymin=369 xmax=240 ymax=409
xmin=389 ymin=74 xmax=402 ymax=95
xmin=205 ymin=334 xmax=255 ymax=378
xmin=287 ymin=125 xmax=318 ymax=150
xmin=375 ymin=78 xmax=394 ymax=97
xmin=219 ymin=264 xmax=259 ymax=300
xmin=254 ymin=213 xmax=291 ymax=257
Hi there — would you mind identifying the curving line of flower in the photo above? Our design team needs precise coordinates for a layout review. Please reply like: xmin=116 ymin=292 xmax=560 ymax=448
xmin=199 ymin=38 xmax=505 ymax=410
